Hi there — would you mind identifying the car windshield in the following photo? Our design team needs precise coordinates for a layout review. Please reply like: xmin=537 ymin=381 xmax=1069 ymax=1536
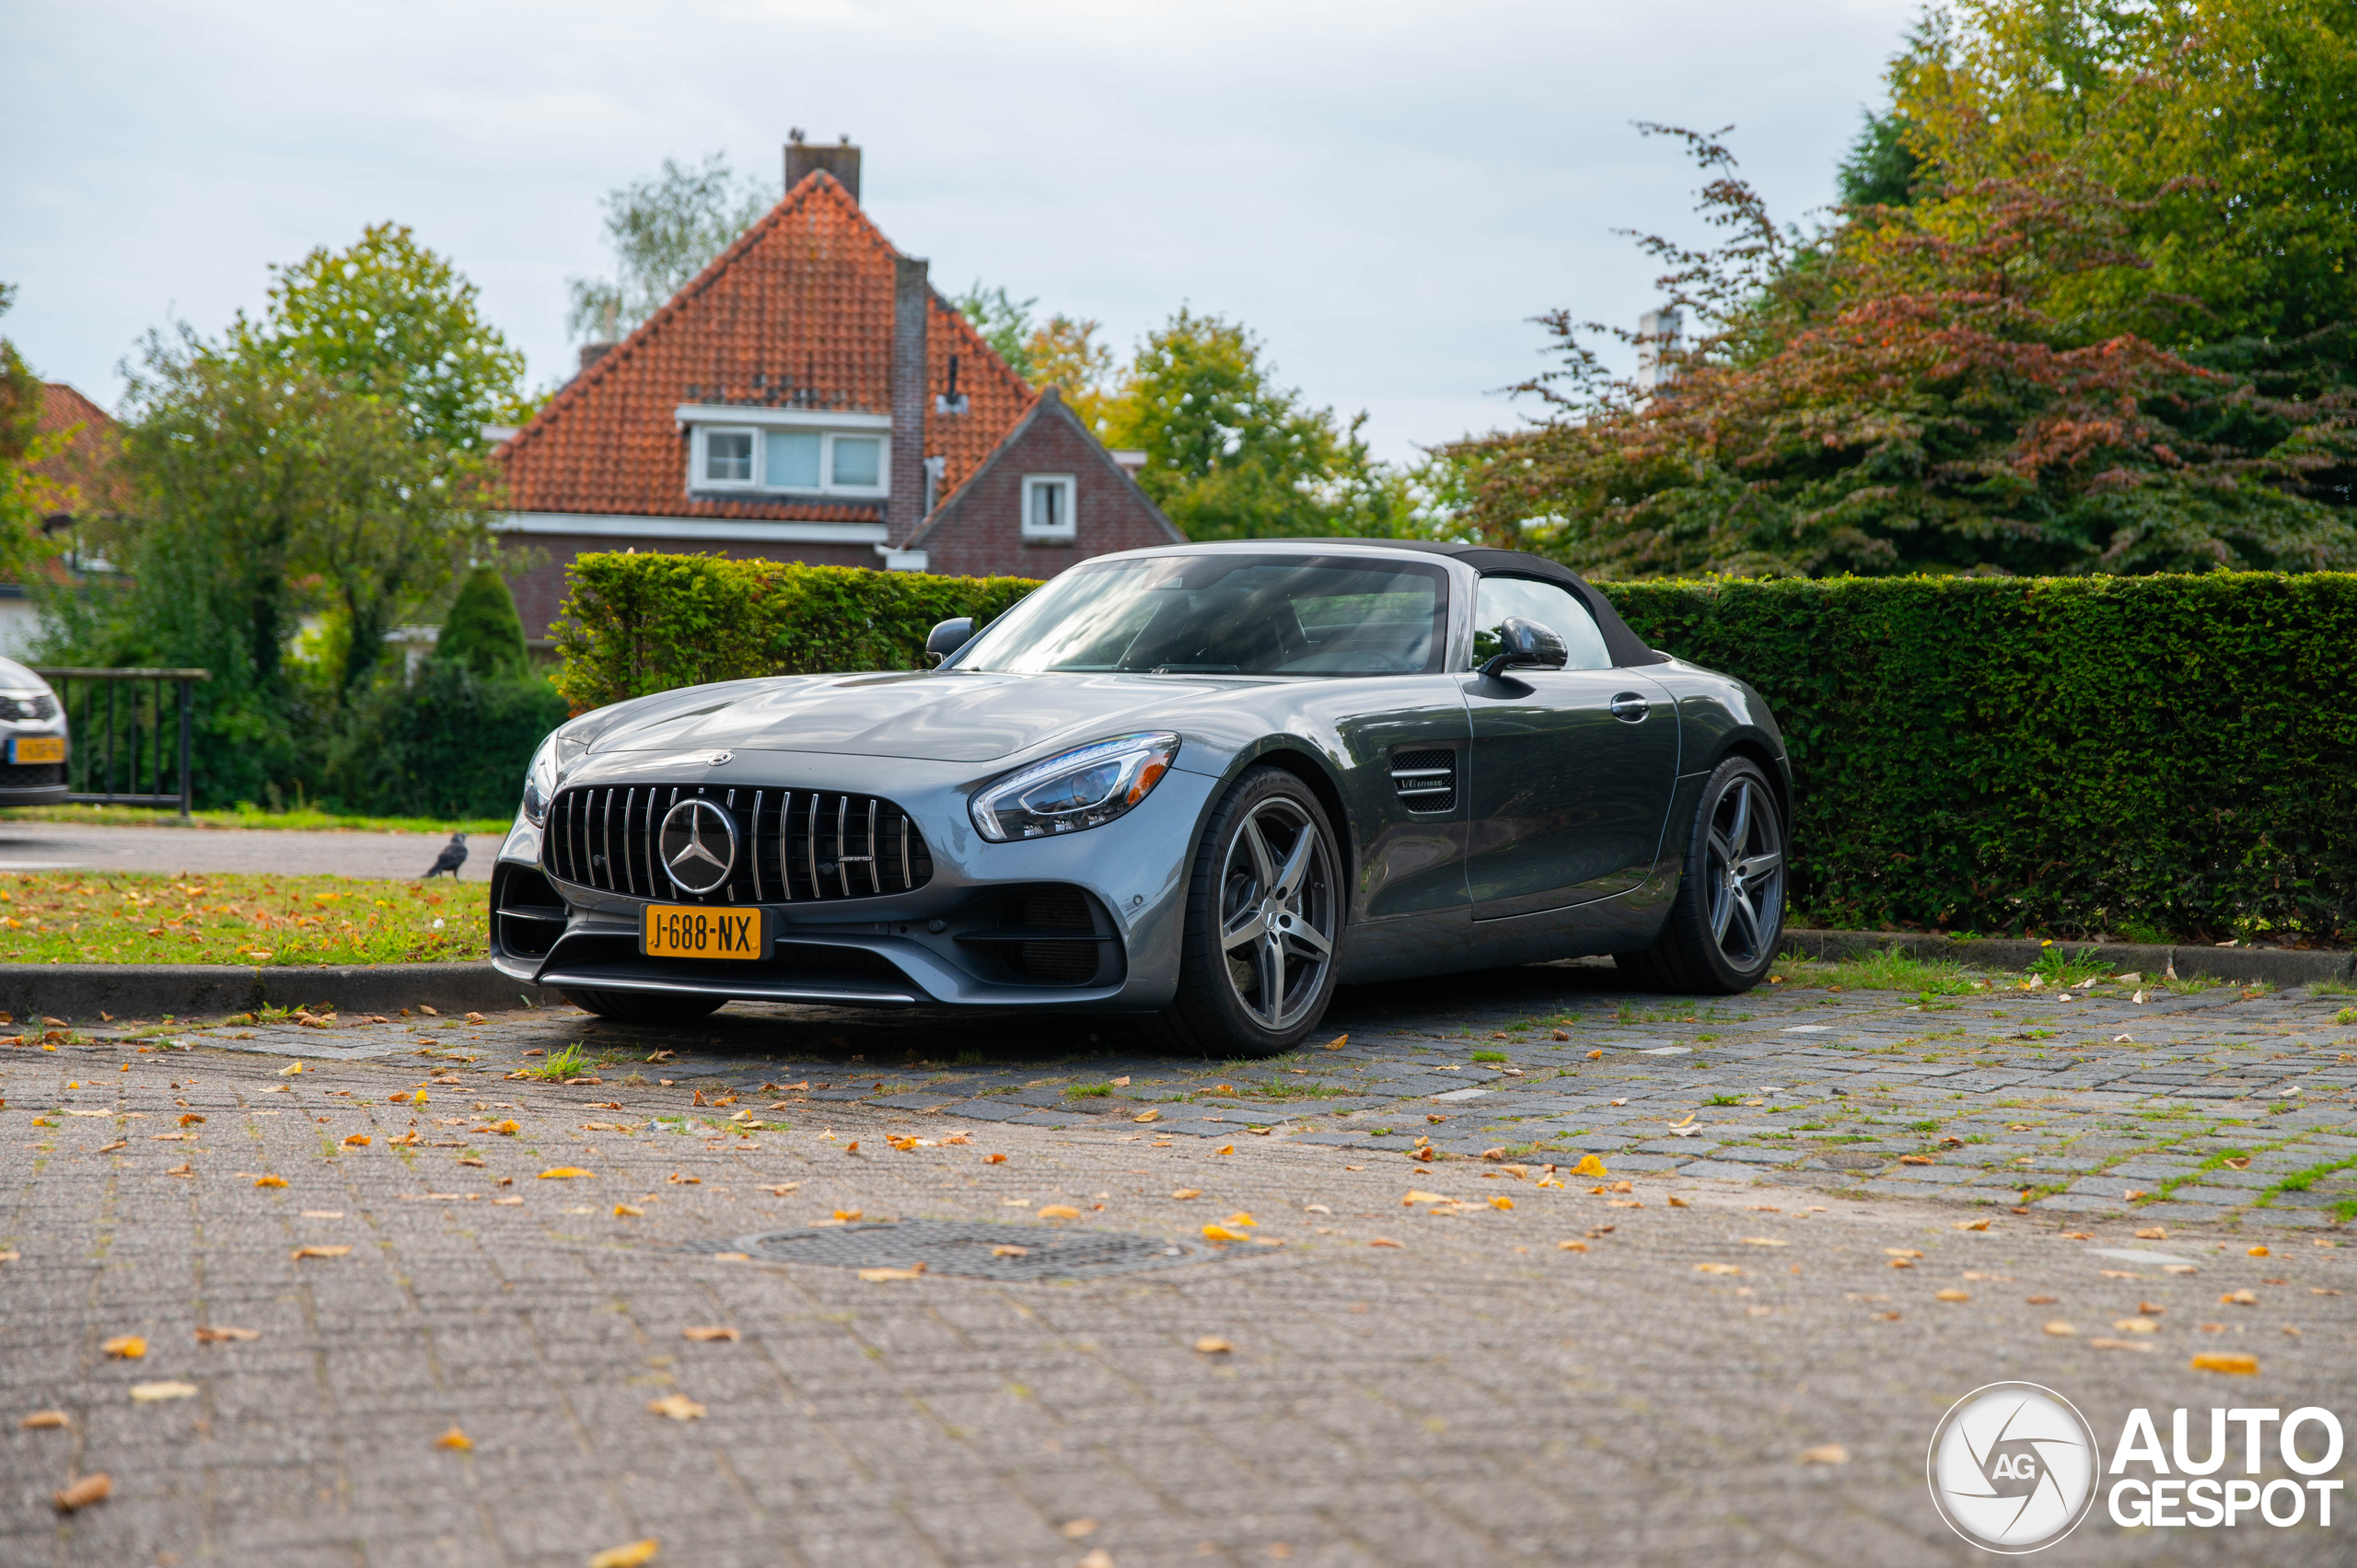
xmin=954 ymin=553 xmax=1451 ymax=676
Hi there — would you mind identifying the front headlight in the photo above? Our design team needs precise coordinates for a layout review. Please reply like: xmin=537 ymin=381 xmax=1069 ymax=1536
xmin=971 ymin=732 xmax=1180 ymax=842
xmin=520 ymin=726 xmax=596 ymax=826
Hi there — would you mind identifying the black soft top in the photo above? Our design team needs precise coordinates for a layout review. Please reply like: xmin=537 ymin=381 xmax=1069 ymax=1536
xmin=1271 ymin=539 xmax=1667 ymax=668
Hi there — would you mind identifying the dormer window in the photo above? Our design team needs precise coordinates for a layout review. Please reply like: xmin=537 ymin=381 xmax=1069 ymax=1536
xmin=679 ymin=403 xmax=890 ymax=499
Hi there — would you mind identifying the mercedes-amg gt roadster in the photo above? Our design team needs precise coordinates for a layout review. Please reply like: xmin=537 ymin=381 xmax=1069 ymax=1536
xmin=491 ymin=540 xmax=1790 ymax=1055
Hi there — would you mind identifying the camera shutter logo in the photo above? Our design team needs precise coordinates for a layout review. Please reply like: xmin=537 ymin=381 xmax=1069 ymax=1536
xmin=659 ymin=797 xmax=738 ymax=895
xmin=1927 ymin=1382 xmax=2100 ymax=1553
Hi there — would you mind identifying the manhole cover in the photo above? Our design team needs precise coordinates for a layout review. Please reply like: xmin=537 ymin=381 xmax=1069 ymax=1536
xmin=1818 ymin=1151 xmax=1888 ymax=1171
xmin=696 ymin=1220 xmax=1224 ymax=1282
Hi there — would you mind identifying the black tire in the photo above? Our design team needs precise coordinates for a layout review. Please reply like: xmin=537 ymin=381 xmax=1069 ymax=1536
xmin=1616 ymin=754 xmax=1786 ymax=994
xmin=561 ymin=989 xmax=728 ymax=1026
xmin=1152 ymin=765 xmax=1343 ymax=1058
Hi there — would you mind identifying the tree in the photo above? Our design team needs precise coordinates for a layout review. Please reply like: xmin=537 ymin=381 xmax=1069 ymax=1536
xmin=0 ymin=284 xmax=68 ymax=585
xmin=1103 ymin=308 xmax=1422 ymax=540
xmin=260 ymin=224 xmax=531 ymax=452
xmin=1446 ymin=125 xmax=2357 ymax=578
xmin=436 ymin=563 xmax=529 ymax=679
xmin=568 ymin=155 xmax=772 ymax=342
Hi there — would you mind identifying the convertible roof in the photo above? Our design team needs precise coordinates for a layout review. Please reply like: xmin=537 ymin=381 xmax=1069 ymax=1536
xmin=1261 ymin=539 xmax=1668 ymax=668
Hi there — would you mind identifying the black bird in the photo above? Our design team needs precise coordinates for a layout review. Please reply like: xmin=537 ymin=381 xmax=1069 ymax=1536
xmin=423 ymin=831 xmax=468 ymax=879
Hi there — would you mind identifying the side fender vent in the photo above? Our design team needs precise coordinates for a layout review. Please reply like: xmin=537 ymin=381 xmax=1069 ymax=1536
xmin=1389 ymin=748 xmax=1457 ymax=814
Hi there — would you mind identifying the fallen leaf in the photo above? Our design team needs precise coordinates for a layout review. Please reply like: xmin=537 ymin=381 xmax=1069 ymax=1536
xmin=538 ymin=1167 xmax=592 ymax=1180
xmin=252 ymin=1174 xmax=286 ymax=1189
xmin=983 ymin=1153 xmax=1006 ymax=1165
xmin=193 ymin=1326 xmax=258 ymax=1343
xmin=2221 ymin=1289 xmax=2259 ymax=1307
xmin=2192 ymin=1353 xmax=2259 ymax=1376
xmin=130 ymin=1381 xmax=198 ymax=1401
xmin=2247 ymin=1246 xmax=2270 ymax=1257
xmin=1170 ymin=1188 xmax=1202 ymax=1201
xmin=96 ymin=1140 xmax=126 ymax=1153
xmin=681 ymin=1326 xmax=739 ymax=1342
xmin=1694 ymin=1263 xmax=1743 ymax=1276
xmin=1666 ymin=1195 xmax=1689 ymax=1208
xmin=1078 ymin=1552 xmax=1114 ymax=1568
xmin=1193 ymin=1336 xmax=1233 ymax=1353
xmin=1038 ymin=1204 xmax=1083 ymax=1220
xmin=588 ymin=1543 xmax=659 ymax=1568
xmin=2135 ymin=1226 xmax=2167 ymax=1240
xmin=1571 ymin=1155 xmax=1609 ymax=1178
xmin=613 ymin=1204 xmax=644 ymax=1217
xmin=1062 ymin=1518 xmax=1099 ymax=1539
xmin=101 ymin=1335 xmax=146 ymax=1359
xmin=1586 ymin=1050 xmax=1603 ymax=1060
xmin=1132 ymin=1109 xmax=1160 ymax=1123
xmin=1367 ymin=1237 xmax=1403 ymax=1248
xmin=435 ymin=1426 xmax=472 ymax=1450
xmin=857 ymin=1265 xmax=926 ymax=1283
xmin=1220 ymin=1212 xmax=1257 ymax=1228
xmin=1935 ymin=1290 xmax=1970 ymax=1302
xmin=2025 ymin=1295 xmax=2059 ymax=1305
xmin=21 ymin=1410 xmax=70 ymax=1429
xmin=1202 ymin=1225 xmax=1247 ymax=1241
xmin=2163 ymin=1263 xmax=2200 ymax=1276
xmin=833 ymin=1208 xmax=865 ymax=1222
xmin=340 ymin=1133 xmax=371 ymax=1147
xmin=291 ymin=1246 xmax=352 ymax=1260
xmin=992 ymin=1245 xmax=1029 ymax=1258
xmin=1885 ymin=1249 xmax=1923 ymax=1259
xmin=1742 ymin=1237 xmax=1788 ymax=1248
xmin=2044 ymin=1320 xmax=2077 ymax=1337
xmin=276 ymin=1062 xmax=305 ymax=1076
xmin=2110 ymin=1317 xmax=2161 ymax=1335
xmin=53 ymin=1474 xmax=110 ymax=1512
xmin=1490 ymin=1196 xmax=1515 ymax=1211
xmin=1954 ymin=1218 xmax=1991 ymax=1232
xmin=1557 ymin=1239 xmax=1587 ymax=1252
xmin=646 ymin=1394 xmax=706 ymax=1421
xmin=1799 ymin=1445 xmax=1849 ymax=1465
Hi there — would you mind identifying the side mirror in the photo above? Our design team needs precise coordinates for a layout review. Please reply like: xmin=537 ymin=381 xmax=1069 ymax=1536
xmin=925 ymin=617 xmax=975 ymax=666
xmin=1480 ymin=616 xmax=1568 ymax=680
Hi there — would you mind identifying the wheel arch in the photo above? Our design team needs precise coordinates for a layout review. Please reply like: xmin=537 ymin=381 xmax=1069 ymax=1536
xmin=1713 ymin=733 xmax=1792 ymax=834
xmin=1217 ymin=741 xmax=1359 ymax=926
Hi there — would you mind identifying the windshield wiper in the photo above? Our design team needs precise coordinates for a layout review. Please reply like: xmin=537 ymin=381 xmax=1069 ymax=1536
xmin=1148 ymin=664 xmax=1240 ymax=674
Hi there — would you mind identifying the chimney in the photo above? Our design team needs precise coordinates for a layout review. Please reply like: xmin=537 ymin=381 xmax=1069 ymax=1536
xmin=1635 ymin=308 xmax=1682 ymax=392
xmin=785 ymin=131 xmax=861 ymax=203
xmin=888 ymin=254 xmax=929 ymax=544
xmin=577 ymin=342 xmax=617 ymax=375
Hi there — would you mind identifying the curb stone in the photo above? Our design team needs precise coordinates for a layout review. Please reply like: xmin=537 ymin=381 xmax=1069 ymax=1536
xmin=0 ymin=962 xmax=552 ymax=1025
xmin=1782 ymin=928 xmax=2356 ymax=989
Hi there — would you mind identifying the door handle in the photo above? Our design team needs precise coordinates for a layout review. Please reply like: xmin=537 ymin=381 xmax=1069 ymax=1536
xmin=1608 ymin=692 xmax=1650 ymax=723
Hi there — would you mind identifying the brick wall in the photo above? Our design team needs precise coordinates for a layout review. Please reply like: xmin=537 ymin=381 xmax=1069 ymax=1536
xmin=912 ymin=397 xmax=1181 ymax=580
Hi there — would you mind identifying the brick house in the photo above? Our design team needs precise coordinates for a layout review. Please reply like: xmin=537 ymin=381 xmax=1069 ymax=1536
xmin=0 ymin=382 xmax=122 ymax=656
xmin=493 ymin=139 xmax=1181 ymax=642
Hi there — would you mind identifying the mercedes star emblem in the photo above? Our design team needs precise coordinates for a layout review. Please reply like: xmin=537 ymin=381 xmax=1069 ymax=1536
xmin=658 ymin=796 xmax=738 ymax=895
xmin=710 ymin=750 xmax=733 ymax=766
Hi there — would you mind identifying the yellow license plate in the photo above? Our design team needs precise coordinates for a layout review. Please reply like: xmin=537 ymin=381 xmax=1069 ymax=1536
xmin=642 ymin=904 xmax=766 ymax=960
xmin=10 ymin=736 xmax=64 ymax=764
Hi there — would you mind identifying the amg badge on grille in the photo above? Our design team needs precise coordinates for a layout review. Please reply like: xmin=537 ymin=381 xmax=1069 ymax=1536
xmin=660 ymin=797 xmax=737 ymax=894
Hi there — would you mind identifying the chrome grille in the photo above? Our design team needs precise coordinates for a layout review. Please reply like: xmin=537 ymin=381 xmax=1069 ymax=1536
xmin=540 ymin=784 xmax=934 ymax=904
xmin=1389 ymin=748 xmax=1457 ymax=813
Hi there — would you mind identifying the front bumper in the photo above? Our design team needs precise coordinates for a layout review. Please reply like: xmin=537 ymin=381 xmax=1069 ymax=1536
xmin=488 ymin=749 xmax=1218 ymax=1011
xmin=0 ymin=728 xmax=69 ymax=804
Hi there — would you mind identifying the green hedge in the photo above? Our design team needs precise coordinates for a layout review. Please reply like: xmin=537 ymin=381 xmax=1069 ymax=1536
xmin=551 ymin=552 xmax=1039 ymax=711
xmin=1598 ymin=573 xmax=2357 ymax=942
xmin=324 ymin=659 xmax=570 ymax=820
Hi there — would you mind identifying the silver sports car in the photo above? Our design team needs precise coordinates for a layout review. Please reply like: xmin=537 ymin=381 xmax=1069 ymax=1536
xmin=491 ymin=540 xmax=1790 ymax=1055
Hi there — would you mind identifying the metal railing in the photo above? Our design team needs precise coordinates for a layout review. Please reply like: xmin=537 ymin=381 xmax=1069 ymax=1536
xmin=31 ymin=668 xmax=211 ymax=817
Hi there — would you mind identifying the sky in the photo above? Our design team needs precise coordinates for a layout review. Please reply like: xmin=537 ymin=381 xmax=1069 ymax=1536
xmin=3 ymin=0 xmax=1919 ymax=464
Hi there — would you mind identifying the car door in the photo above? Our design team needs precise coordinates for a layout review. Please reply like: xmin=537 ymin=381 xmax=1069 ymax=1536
xmin=1462 ymin=575 xmax=1679 ymax=920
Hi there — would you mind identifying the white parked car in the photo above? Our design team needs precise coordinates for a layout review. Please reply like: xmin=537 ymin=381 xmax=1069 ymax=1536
xmin=0 ymin=656 xmax=69 ymax=804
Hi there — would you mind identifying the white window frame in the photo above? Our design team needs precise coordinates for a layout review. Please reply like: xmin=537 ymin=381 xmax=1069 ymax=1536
xmin=679 ymin=404 xmax=891 ymax=500
xmin=1021 ymin=473 xmax=1077 ymax=542
xmin=696 ymin=426 xmax=760 ymax=490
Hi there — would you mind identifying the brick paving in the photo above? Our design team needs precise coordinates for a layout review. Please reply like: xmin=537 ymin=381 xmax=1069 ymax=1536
xmin=4 ymin=957 xmax=2354 ymax=1563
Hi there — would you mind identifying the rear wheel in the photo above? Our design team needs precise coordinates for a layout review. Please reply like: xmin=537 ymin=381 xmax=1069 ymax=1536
xmin=1154 ymin=767 xmax=1342 ymax=1058
xmin=1616 ymin=755 xmax=1785 ymax=993
xmin=562 ymin=989 xmax=728 ymax=1026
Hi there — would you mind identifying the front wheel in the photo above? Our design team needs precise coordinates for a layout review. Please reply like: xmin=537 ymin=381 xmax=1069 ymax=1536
xmin=1616 ymin=754 xmax=1785 ymax=993
xmin=562 ymin=989 xmax=728 ymax=1026
xmin=1153 ymin=766 xmax=1343 ymax=1057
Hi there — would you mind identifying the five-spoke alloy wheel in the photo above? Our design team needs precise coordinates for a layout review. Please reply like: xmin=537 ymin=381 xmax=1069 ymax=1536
xmin=1616 ymin=753 xmax=1786 ymax=993
xmin=1159 ymin=766 xmax=1343 ymax=1055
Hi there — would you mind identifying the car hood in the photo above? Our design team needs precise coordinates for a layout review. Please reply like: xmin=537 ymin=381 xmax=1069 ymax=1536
xmin=584 ymin=669 xmax=1257 ymax=765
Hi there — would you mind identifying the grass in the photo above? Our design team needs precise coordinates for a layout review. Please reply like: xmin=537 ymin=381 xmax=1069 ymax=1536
xmin=0 ymin=870 xmax=487 ymax=965
xmin=2254 ymin=1154 xmax=2357 ymax=1221
xmin=1469 ymin=1050 xmax=1510 ymax=1063
xmin=2336 ymin=1008 xmax=2357 ymax=1028
xmin=2026 ymin=944 xmax=2110 ymax=987
xmin=1 ymin=801 xmax=510 ymax=835
xmin=1773 ymin=947 xmax=1985 ymax=994
xmin=1063 ymin=1083 xmax=1112 ymax=1098
xmin=1257 ymin=1078 xmax=1351 ymax=1100
xmin=523 ymin=1043 xmax=591 ymax=1081
xmin=2306 ymin=978 xmax=2357 ymax=997
xmin=1706 ymin=1094 xmax=1744 ymax=1107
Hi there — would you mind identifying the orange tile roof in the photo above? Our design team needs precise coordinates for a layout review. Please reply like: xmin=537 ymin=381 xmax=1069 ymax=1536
xmin=499 ymin=172 xmax=1035 ymax=521
xmin=28 ymin=382 xmax=126 ymax=517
